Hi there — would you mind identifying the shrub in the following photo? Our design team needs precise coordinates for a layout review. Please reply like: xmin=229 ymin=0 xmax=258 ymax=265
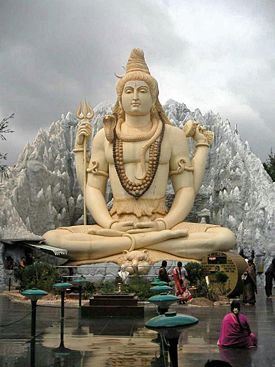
xmin=185 ymin=262 xmax=204 ymax=284
xmin=92 ymin=275 xmax=152 ymax=300
xmin=214 ymin=271 xmax=229 ymax=295
xmin=215 ymin=271 xmax=229 ymax=284
xmin=124 ymin=275 xmax=152 ymax=300
xmin=17 ymin=261 xmax=62 ymax=292
xmin=83 ymin=281 xmax=96 ymax=299
xmin=185 ymin=262 xmax=208 ymax=297
xmin=96 ymin=280 xmax=117 ymax=294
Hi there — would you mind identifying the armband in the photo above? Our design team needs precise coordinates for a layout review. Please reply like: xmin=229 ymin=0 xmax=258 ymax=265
xmin=87 ymin=160 xmax=109 ymax=177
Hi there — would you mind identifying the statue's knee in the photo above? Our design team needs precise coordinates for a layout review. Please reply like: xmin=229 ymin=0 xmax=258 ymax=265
xmin=206 ymin=227 xmax=236 ymax=251
xmin=44 ymin=229 xmax=65 ymax=244
xmin=216 ymin=227 xmax=236 ymax=250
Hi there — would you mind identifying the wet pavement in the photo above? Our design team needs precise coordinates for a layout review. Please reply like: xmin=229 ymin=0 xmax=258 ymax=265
xmin=0 ymin=290 xmax=275 ymax=366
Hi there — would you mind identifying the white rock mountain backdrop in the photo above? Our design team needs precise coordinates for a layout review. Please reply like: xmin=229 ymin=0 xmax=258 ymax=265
xmin=1 ymin=100 xmax=275 ymax=265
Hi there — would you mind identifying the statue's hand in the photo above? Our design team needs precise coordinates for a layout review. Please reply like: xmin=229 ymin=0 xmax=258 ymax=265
xmin=193 ymin=125 xmax=214 ymax=145
xmin=111 ymin=221 xmax=135 ymax=232
xmin=75 ymin=120 xmax=92 ymax=146
xmin=127 ymin=220 xmax=165 ymax=234
xmin=183 ymin=121 xmax=214 ymax=145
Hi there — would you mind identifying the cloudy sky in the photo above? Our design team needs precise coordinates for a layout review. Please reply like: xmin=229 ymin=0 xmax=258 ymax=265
xmin=1 ymin=0 xmax=275 ymax=164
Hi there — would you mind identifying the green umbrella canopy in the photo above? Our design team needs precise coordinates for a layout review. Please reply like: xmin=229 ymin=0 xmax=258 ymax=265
xmin=151 ymin=279 xmax=168 ymax=286
xmin=145 ymin=311 xmax=199 ymax=330
xmin=21 ymin=288 xmax=48 ymax=301
xmin=53 ymin=282 xmax=73 ymax=290
xmin=148 ymin=294 xmax=179 ymax=308
xmin=72 ymin=278 xmax=87 ymax=286
xmin=150 ymin=285 xmax=173 ymax=293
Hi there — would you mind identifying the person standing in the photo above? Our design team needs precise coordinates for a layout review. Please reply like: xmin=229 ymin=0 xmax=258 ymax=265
xmin=242 ymin=259 xmax=257 ymax=305
xmin=218 ymin=300 xmax=257 ymax=348
xmin=265 ymin=258 xmax=275 ymax=298
xmin=172 ymin=261 xmax=192 ymax=303
xmin=158 ymin=260 xmax=170 ymax=283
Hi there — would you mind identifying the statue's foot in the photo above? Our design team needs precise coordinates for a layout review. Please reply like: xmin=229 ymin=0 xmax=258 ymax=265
xmin=88 ymin=228 xmax=124 ymax=237
xmin=170 ymin=229 xmax=188 ymax=238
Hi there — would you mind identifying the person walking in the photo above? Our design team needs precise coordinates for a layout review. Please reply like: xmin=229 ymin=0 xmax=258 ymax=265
xmin=265 ymin=258 xmax=275 ymax=298
xmin=172 ymin=261 xmax=192 ymax=303
xmin=242 ymin=259 xmax=257 ymax=305
xmin=158 ymin=260 xmax=170 ymax=283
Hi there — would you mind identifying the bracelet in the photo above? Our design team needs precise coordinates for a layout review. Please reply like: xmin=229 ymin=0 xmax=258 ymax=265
xmin=155 ymin=218 xmax=167 ymax=230
xmin=73 ymin=147 xmax=84 ymax=152
xmin=109 ymin=220 xmax=119 ymax=229
xmin=195 ymin=142 xmax=209 ymax=148
xmin=122 ymin=233 xmax=136 ymax=252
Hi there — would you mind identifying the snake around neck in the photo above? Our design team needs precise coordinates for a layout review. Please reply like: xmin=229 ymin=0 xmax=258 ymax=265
xmin=113 ymin=119 xmax=165 ymax=199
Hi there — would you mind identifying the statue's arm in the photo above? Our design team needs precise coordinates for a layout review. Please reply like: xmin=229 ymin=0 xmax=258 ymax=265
xmin=163 ymin=186 xmax=195 ymax=228
xmin=191 ymin=126 xmax=211 ymax=194
xmin=85 ymin=130 xmax=115 ymax=228
xmin=183 ymin=121 xmax=214 ymax=194
xmin=158 ymin=127 xmax=195 ymax=229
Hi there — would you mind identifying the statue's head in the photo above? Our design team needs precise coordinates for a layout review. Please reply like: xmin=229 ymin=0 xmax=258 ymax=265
xmin=116 ymin=48 xmax=159 ymax=104
xmin=113 ymin=48 xmax=171 ymax=125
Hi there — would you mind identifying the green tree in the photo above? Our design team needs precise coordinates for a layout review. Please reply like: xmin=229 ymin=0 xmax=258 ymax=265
xmin=0 ymin=113 xmax=14 ymax=174
xmin=263 ymin=150 xmax=275 ymax=182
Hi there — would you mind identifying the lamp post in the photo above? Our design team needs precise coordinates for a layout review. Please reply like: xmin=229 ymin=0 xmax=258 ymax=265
xmin=150 ymin=285 xmax=173 ymax=293
xmin=21 ymin=288 xmax=48 ymax=367
xmin=53 ymin=282 xmax=72 ymax=352
xmin=72 ymin=277 xmax=87 ymax=307
xmin=149 ymin=283 xmax=175 ymax=315
xmin=148 ymin=294 xmax=179 ymax=315
xmin=151 ymin=279 xmax=168 ymax=286
xmin=146 ymin=311 xmax=199 ymax=367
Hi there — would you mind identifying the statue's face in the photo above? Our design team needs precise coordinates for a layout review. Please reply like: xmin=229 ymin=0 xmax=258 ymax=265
xmin=121 ymin=80 xmax=153 ymax=116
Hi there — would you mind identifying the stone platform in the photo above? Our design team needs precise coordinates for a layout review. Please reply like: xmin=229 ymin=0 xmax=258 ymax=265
xmin=81 ymin=293 xmax=144 ymax=318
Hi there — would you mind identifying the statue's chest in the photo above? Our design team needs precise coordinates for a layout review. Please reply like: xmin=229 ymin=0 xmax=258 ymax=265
xmin=105 ymin=139 xmax=170 ymax=164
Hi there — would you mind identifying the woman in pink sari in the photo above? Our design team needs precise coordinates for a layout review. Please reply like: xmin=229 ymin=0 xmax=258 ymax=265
xmin=218 ymin=301 xmax=257 ymax=348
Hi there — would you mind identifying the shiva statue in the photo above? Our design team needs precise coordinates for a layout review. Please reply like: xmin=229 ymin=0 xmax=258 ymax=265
xmin=44 ymin=49 xmax=235 ymax=265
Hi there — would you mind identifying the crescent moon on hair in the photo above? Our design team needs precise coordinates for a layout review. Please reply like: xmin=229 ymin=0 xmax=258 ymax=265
xmin=114 ymin=73 xmax=123 ymax=79
xmin=114 ymin=65 xmax=126 ymax=79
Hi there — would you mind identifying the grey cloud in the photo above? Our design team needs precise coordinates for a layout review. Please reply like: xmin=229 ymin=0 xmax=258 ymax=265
xmin=1 ymin=0 xmax=274 ymax=164
xmin=0 ymin=0 xmax=187 ymax=164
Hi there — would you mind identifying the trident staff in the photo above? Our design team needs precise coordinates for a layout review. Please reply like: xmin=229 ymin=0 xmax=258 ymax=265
xmin=76 ymin=101 xmax=94 ymax=225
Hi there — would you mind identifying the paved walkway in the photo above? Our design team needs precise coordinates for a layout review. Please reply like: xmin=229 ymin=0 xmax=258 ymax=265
xmin=0 ymin=290 xmax=274 ymax=366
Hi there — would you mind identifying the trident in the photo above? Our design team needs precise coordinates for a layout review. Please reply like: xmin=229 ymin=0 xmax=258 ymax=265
xmin=76 ymin=101 xmax=94 ymax=225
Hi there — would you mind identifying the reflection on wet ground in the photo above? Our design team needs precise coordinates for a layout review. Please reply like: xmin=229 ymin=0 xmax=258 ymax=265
xmin=0 ymin=290 xmax=275 ymax=366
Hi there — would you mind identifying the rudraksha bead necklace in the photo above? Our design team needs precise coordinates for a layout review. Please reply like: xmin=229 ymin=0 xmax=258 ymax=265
xmin=113 ymin=121 xmax=165 ymax=199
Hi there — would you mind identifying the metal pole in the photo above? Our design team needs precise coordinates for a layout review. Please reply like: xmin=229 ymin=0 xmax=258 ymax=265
xmin=60 ymin=290 xmax=65 ymax=348
xmin=79 ymin=285 xmax=82 ymax=308
xmin=31 ymin=300 xmax=37 ymax=367
xmin=167 ymin=337 xmax=179 ymax=367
